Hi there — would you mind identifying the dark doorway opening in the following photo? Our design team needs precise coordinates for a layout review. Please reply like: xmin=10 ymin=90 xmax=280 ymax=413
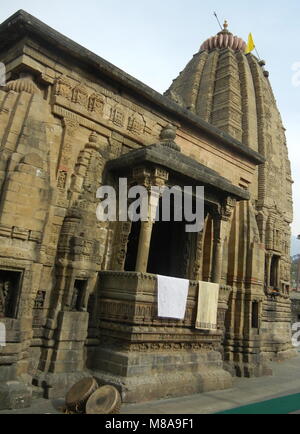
xmin=124 ymin=221 xmax=141 ymax=272
xmin=72 ymin=279 xmax=87 ymax=312
xmin=0 ymin=269 xmax=22 ymax=318
xmin=147 ymin=219 xmax=187 ymax=278
xmin=147 ymin=193 xmax=192 ymax=279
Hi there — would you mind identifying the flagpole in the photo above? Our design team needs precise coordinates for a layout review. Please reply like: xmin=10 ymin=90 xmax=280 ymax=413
xmin=255 ymin=48 xmax=261 ymax=60
xmin=213 ymin=12 xmax=223 ymax=31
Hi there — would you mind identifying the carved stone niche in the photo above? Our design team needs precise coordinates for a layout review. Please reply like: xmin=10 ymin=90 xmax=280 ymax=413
xmin=72 ymin=84 xmax=89 ymax=108
xmin=34 ymin=291 xmax=46 ymax=309
xmin=110 ymin=106 xmax=125 ymax=127
xmin=88 ymin=93 xmax=104 ymax=114
xmin=53 ymin=76 xmax=72 ymax=100
xmin=0 ymin=269 xmax=23 ymax=319
xmin=57 ymin=170 xmax=68 ymax=190
xmin=127 ymin=113 xmax=145 ymax=135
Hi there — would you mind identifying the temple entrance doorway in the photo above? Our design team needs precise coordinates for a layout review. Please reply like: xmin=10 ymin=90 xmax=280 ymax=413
xmin=147 ymin=219 xmax=187 ymax=278
xmin=124 ymin=195 xmax=195 ymax=279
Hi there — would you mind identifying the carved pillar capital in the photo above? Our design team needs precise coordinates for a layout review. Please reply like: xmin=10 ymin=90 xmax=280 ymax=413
xmin=62 ymin=117 xmax=80 ymax=136
xmin=220 ymin=196 xmax=236 ymax=222
xmin=131 ymin=166 xmax=169 ymax=189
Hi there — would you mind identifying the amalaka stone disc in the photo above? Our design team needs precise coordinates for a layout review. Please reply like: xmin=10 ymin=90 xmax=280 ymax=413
xmin=65 ymin=377 xmax=98 ymax=413
xmin=86 ymin=385 xmax=121 ymax=414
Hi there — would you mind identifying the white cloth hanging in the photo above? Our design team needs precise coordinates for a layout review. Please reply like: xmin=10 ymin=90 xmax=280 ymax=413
xmin=157 ymin=275 xmax=189 ymax=320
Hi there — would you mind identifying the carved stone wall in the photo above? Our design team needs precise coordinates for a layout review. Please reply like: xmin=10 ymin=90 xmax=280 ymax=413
xmin=0 ymin=11 xmax=275 ymax=407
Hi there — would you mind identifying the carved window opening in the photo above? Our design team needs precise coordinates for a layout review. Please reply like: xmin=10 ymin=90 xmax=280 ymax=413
xmin=264 ymin=256 xmax=268 ymax=289
xmin=270 ymin=255 xmax=280 ymax=289
xmin=252 ymin=301 xmax=259 ymax=329
xmin=0 ymin=270 xmax=22 ymax=319
xmin=71 ymin=279 xmax=87 ymax=312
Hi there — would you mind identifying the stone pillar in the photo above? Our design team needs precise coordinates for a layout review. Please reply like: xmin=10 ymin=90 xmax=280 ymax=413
xmin=136 ymin=220 xmax=154 ymax=273
xmin=212 ymin=198 xmax=236 ymax=284
xmin=212 ymin=239 xmax=223 ymax=283
xmin=212 ymin=215 xmax=222 ymax=283
xmin=131 ymin=166 xmax=169 ymax=274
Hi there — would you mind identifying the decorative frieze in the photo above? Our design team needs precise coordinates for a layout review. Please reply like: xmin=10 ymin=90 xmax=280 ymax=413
xmin=0 ymin=224 xmax=42 ymax=243
xmin=52 ymin=77 xmax=160 ymax=143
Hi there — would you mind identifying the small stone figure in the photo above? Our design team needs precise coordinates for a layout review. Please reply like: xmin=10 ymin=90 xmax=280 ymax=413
xmin=0 ymin=279 xmax=12 ymax=318
xmin=68 ymin=281 xmax=88 ymax=312
xmin=70 ymin=286 xmax=79 ymax=311
xmin=34 ymin=291 xmax=45 ymax=309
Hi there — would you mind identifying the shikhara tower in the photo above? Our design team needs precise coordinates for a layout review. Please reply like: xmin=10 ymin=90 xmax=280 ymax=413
xmin=166 ymin=21 xmax=294 ymax=373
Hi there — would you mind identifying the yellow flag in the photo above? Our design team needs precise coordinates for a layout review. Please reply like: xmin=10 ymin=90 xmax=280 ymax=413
xmin=246 ymin=33 xmax=255 ymax=54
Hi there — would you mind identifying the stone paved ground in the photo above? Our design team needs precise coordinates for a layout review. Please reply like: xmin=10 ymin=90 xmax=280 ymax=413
xmin=1 ymin=354 xmax=300 ymax=414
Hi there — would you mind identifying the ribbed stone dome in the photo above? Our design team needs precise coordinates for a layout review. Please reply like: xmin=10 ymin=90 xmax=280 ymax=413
xmin=200 ymin=21 xmax=247 ymax=53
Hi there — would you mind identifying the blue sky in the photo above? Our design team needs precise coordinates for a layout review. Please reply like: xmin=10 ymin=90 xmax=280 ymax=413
xmin=1 ymin=0 xmax=299 ymax=237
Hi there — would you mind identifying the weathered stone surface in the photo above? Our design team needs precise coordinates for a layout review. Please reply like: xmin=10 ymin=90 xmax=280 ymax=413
xmin=93 ymin=349 xmax=233 ymax=403
xmin=0 ymin=382 xmax=32 ymax=410
xmin=0 ymin=11 xmax=293 ymax=409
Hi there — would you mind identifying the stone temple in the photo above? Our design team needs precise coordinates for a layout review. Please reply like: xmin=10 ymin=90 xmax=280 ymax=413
xmin=0 ymin=11 xmax=294 ymax=409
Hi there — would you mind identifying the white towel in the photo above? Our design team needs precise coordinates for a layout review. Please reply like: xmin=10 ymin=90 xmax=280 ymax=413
xmin=157 ymin=275 xmax=189 ymax=320
xmin=196 ymin=281 xmax=219 ymax=331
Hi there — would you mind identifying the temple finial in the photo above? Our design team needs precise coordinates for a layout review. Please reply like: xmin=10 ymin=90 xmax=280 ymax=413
xmin=223 ymin=20 xmax=229 ymax=30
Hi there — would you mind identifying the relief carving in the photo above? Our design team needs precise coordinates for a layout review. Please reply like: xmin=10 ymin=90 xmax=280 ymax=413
xmin=57 ymin=170 xmax=68 ymax=190
xmin=72 ymin=84 xmax=89 ymax=108
xmin=127 ymin=113 xmax=144 ymax=135
xmin=88 ymin=93 xmax=104 ymax=114
xmin=34 ymin=291 xmax=46 ymax=309
xmin=54 ymin=77 xmax=73 ymax=100
xmin=110 ymin=106 xmax=125 ymax=127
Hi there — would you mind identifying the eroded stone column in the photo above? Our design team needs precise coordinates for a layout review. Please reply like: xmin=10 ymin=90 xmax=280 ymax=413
xmin=212 ymin=198 xmax=236 ymax=284
xmin=132 ymin=166 xmax=169 ymax=273
xmin=136 ymin=220 xmax=154 ymax=273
